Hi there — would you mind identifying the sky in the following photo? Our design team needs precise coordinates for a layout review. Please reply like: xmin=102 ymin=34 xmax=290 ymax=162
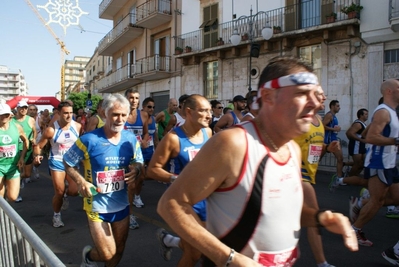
xmin=0 ymin=0 xmax=112 ymax=110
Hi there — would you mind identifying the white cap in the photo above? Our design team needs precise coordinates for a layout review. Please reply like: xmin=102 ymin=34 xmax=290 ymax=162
xmin=0 ymin=104 xmax=12 ymax=115
xmin=17 ymin=100 xmax=29 ymax=107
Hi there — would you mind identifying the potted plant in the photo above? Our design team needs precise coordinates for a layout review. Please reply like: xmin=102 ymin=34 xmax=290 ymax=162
xmin=273 ymin=26 xmax=282 ymax=34
xmin=175 ymin=47 xmax=183 ymax=55
xmin=326 ymin=12 xmax=337 ymax=23
xmin=185 ymin=46 xmax=192 ymax=53
xmin=241 ymin=33 xmax=249 ymax=41
xmin=216 ymin=37 xmax=225 ymax=45
xmin=341 ymin=3 xmax=363 ymax=19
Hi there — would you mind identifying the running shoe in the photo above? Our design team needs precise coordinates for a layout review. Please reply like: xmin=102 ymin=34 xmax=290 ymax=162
xmin=156 ymin=228 xmax=172 ymax=261
xmin=328 ymin=175 xmax=339 ymax=193
xmin=129 ymin=214 xmax=139 ymax=230
xmin=349 ymin=196 xmax=360 ymax=223
xmin=359 ymin=188 xmax=370 ymax=200
xmin=80 ymin=245 xmax=98 ymax=267
xmin=61 ymin=197 xmax=69 ymax=211
xmin=15 ymin=195 xmax=23 ymax=203
xmin=355 ymin=229 xmax=373 ymax=246
xmin=52 ymin=214 xmax=64 ymax=228
xmin=386 ymin=206 xmax=399 ymax=219
xmin=382 ymin=247 xmax=399 ymax=266
xmin=133 ymin=196 xmax=144 ymax=208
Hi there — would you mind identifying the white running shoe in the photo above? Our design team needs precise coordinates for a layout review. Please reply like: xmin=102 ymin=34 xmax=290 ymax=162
xmin=15 ymin=195 xmax=23 ymax=203
xmin=52 ymin=214 xmax=64 ymax=228
xmin=129 ymin=215 xmax=139 ymax=230
xmin=133 ymin=196 xmax=144 ymax=208
xmin=80 ymin=245 xmax=98 ymax=267
xmin=349 ymin=196 xmax=360 ymax=223
xmin=359 ymin=188 xmax=370 ymax=200
xmin=61 ymin=197 xmax=69 ymax=211
xmin=156 ymin=228 xmax=172 ymax=261
xmin=354 ymin=229 xmax=373 ymax=247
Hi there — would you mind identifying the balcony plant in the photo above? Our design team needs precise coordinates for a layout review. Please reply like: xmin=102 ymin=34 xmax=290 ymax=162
xmin=326 ymin=12 xmax=337 ymax=23
xmin=273 ymin=26 xmax=282 ymax=34
xmin=341 ymin=3 xmax=363 ymax=19
xmin=185 ymin=46 xmax=192 ymax=53
xmin=216 ymin=37 xmax=225 ymax=45
xmin=241 ymin=33 xmax=249 ymax=41
xmin=175 ymin=47 xmax=183 ymax=55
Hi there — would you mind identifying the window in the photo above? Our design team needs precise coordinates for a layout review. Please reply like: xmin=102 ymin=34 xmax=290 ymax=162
xmin=202 ymin=4 xmax=218 ymax=49
xmin=385 ymin=49 xmax=399 ymax=63
xmin=204 ymin=61 xmax=218 ymax=99
xmin=127 ymin=49 xmax=136 ymax=77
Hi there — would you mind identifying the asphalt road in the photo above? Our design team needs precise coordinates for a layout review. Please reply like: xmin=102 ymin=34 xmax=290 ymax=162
xmin=9 ymin=159 xmax=399 ymax=267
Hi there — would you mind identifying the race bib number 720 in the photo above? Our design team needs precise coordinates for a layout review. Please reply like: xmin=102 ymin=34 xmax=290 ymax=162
xmin=96 ymin=169 xmax=125 ymax=193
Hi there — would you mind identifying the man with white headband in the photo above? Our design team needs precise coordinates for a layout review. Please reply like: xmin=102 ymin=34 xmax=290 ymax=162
xmin=158 ymin=56 xmax=358 ymax=266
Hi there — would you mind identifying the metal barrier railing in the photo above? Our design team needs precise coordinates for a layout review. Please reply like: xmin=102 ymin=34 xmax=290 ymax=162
xmin=0 ymin=197 xmax=65 ymax=267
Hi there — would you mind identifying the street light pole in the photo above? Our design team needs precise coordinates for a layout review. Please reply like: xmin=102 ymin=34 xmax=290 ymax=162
xmin=230 ymin=7 xmax=273 ymax=92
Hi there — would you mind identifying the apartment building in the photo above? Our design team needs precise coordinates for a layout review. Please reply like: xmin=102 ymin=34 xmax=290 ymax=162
xmin=0 ymin=65 xmax=28 ymax=102
xmin=175 ymin=0 xmax=399 ymax=133
xmin=97 ymin=0 xmax=181 ymax=113
xmin=85 ymin=48 xmax=110 ymax=96
xmin=64 ymin=56 xmax=90 ymax=97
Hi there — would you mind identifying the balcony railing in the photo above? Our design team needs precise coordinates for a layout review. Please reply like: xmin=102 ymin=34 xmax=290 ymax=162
xmin=98 ymin=13 xmax=144 ymax=55
xmin=136 ymin=54 xmax=171 ymax=74
xmin=390 ymin=0 xmax=399 ymax=19
xmin=175 ymin=0 xmax=360 ymax=53
xmin=136 ymin=0 xmax=172 ymax=21
xmin=97 ymin=64 xmax=135 ymax=91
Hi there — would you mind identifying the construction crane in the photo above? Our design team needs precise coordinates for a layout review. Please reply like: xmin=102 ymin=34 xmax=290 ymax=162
xmin=24 ymin=0 xmax=70 ymax=100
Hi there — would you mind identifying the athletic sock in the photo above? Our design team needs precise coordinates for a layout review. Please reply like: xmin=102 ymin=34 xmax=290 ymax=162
xmin=338 ymin=177 xmax=344 ymax=185
xmin=393 ymin=241 xmax=399 ymax=255
xmin=352 ymin=225 xmax=361 ymax=231
xmin=163 ymin=234 xmax=180 ymax=248
xmin=54 ymin=212 xmax=61 ymax=216
xmin=317 ymin=262 xmax=329 ymax=267
xmin=135 ymin=195 xmax=140 ymax=199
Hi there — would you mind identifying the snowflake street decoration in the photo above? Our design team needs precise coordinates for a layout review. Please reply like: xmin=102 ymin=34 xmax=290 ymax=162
xmin=38 ymin=0 xmax=88 ymax=34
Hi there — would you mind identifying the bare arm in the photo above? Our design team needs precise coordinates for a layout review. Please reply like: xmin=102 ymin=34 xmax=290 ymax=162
xmin=141 ymin=111 xmax=150 ymax=148
xmin=33 ymin=126 xmax=55 ymax=165
xmin=29 ymin=117 xmax=37 ymax=146
xmin=164 ymin=115 xmax=176 ymax=133
xmin=365 ymin=109 xmax=397 ymax=146
xmin=157 ymin=129 xmax=261 ymax=266
xmin=155 ymin=111 xmax=165 ymax=124
xmin=85 ymin=115 xmax=99 ymax=133
xmin=346 ymin=122 xmax=364 ymax=142
xmin=16 ymin=124 xmax=28 ymax=169
xmin=214 ymin=113 xmax=232 ymax=133
xmin=146 ymin=131 xmax=179 ymax=182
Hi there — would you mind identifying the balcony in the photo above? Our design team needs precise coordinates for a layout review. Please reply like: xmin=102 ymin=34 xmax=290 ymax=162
xmin=136 ymin=0 xmax=172 ymax=29
xmin=174 ymin=0 xmax=360 ymax=59
xmin=98 ymin=64 xmax=142 ymax=93
xmin=99 ymin=0 xmax=127 ymax=20
xmin=390 ymin=0 xmax=399 ymax=31
xmin=135 ymin=54 xmax=172 ymax=81
xmin=98 ymin=13 xmax=144 ymax=56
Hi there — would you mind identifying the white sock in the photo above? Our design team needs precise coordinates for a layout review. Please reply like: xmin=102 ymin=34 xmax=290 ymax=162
xmin=163 ymin=234 xmax=180 ymax=248
xmin=393 ymin=241 xmax=399 ymax=255
xmin=317 ymin=262 xmax=329 ymax=267
xmin=54 ymin=212 xmax=61 ymax=216
xmin=338 ymin=177 xmax=344 ymax=185
xmin=135 ymin=195 xmax=140 ymax=199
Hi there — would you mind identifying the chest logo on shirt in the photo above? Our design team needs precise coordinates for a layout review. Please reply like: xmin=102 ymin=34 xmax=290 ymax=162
xmin=1 ymin=135 xmax=12 ymax=144
xmin=64 ymin=132 xmax=70 ymax=139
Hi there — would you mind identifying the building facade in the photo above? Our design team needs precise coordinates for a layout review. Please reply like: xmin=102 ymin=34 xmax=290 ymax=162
xmin=96 ymin=0 xmax=182 ymax=113
xmin=0 ymin=65 xmax=28 ymax=103
xmin=85 ymin=48 xmax=110 ymax=96
xmin=64 ymin=56 xmax=90 ymax=97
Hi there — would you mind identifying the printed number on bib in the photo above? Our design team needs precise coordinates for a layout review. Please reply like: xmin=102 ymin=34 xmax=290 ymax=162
xmin=96 ymin=169 xmax=125 ymax=193
xmin=253 ymin=247 xmax=298 ymax=267
xmin=0 ymin=144 xmax=16 ymax=158
xmin=308 ymin=144 xmax=322 ymax=164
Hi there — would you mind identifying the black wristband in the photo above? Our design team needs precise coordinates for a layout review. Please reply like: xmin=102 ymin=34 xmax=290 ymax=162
xmin=395 ymin=137 xmax=399 ymax=145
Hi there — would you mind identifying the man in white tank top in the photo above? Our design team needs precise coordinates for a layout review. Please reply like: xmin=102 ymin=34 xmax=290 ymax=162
xmin=33 ymin=101 xmax=82 ymax=228
xmin=158 ymin=57 xmax=358 ymax=267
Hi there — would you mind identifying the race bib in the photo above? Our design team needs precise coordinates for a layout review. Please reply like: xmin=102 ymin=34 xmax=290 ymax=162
xmin=96 ymin=169 xmax=125 ymax=193
xmin=254 ymin=247 xmax=298 ymax=267
xmin=0 ymin=144 xmax=16 ymax=158
xmin=147 ymin=136 xmax=154 ymax=147
xmin=187 ymin=148 xmax=200 ymax=161
xmin=59 ymin=144 xmax=72 ymax=156
xmin=307 ymin=144 xmax=322 ymax=164
xmin=136 ymin=135 xmax=143 ymax=143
